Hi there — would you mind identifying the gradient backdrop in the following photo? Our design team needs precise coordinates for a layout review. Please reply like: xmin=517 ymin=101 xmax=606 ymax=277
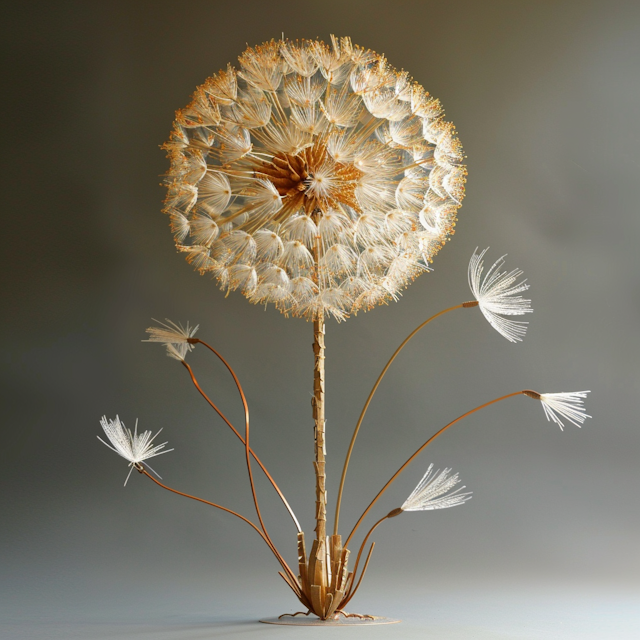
xmin=2 ymin=2 xmax=639 ymax=638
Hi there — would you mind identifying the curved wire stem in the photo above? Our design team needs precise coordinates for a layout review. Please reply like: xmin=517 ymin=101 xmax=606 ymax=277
xmin=334 ymin=303 xmax=469 ymax=536
xmin=345 ymin=390 xmax=524 ymax=547
xmin=181 ymin=357 xmax=301 ymax=533
xmin=139 ymin=468 xmax=299 ymax=592
xmin=341 ymin=514 xmax=389 ymax=607
xmin=187 ymin=339 xmax=265 ymax=541
xmin=180 ymin=360 xmax=299 ymax=586
xmin=341 ymin=543 xmax=375 ymax=610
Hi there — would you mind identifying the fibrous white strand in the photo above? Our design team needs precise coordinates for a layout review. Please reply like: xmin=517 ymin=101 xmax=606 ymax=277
xmin=401 ymin=464 xmax=472 ymax=512
xmin=162 ymin=124 xmax=190 ymax=153
xmin=169 ymin=211 xmax=191 ymax=243
xmin=144 ymin=319 xmax=199 ymax=347
xmin=237 ymin=41 xmax=283 ymax=92
xmin=284 ymin=74 xmax=326 ymax=107
xmin=412 ymin=90 xmax=443 ymax=122
xmin=353 ymin=212 xmax=386 ymax=244
xmin=355 ymin=174 xmax=396 ymax=211
xmin=204 ymin=64 xmax=237 ymax=105
xmin=389 ymin=116 xmax=423 ymax=149
xmin=190 ymin=213 xmax=219 ymax=246
xmin=318 ymin=288 xmax=350 ymax=321
xmin=317 ymin=210 xmax=349 ymax=244
xmin=340 ymin=275 xmax=368 ymax=297
xmin=362 ymin=89 xmax=410 ymax=121
xmin=396 ymin=175 xmax=428 ymax=213
xmin=384 ymin=210 xmax=414 ymax=236
xmin=280 ymin=240 xmax=314 ymax=275
xmin=309 ymin=37 xmax=351 ymax=84
xmin=256 ymin=121 xmax=312 ymax=156
xmin=394 ymin=70 xmax=412 ymax=101
xmin=280 ymin=41 xmax=319 ymax=77
xmin=320 ymin=243 xmax=357 ymax=276
xmin=353 ymin=140 xmax=401 ymax=176
xmin=304 ymin=162 xmax=342 ymax=201
xmin=290 ymin=103 xmax=327 ymax=135
xmin=170 ymin=151 xmax=208 ymax=184
xmin=353 ymin=284 xmax=390 ymax=312
xmin=228 ymin=264 xmax=258 ymax=294
xmin=443 ymin=166 xmax=467 ymax=204
xmin=250 ymin=265 xmax=292 ymax=304
xmin=197 ymin=172 xmax=232 ymax=214
xmin=428 ymin=165 xmax=450 ymax=200
xmin=350 ymin=63 xmax=388 ymax=95
xmin=240 ymin=179 xmax=283 ymax=220
xmin=422 ymin=118 xmax=451 ymax=145
xmin=166 ymin=343 xmax=191 ymax=362
xmin=290 ymin=276 xmax=318 ymax=302
xmin=219 ymin=231 xmax=257 ymax=265
xmin=164 ymin=183 xmax=198 ymax=214
xmin=254 ymin=229 xmax=284 ymax=260
xmin=468 ymin=248 xmax=533 ymax=343
xmin=281 ymin=215 xmax=318 ymax=248
xmin=321 ymin=84 xmax=363 ymax=127
xmin=538 ymin=391 xmax=591 ymax=430
xmin=216 ymin=125 xmax=252 ymax=164
xmin=178 ymin=244 xmax=215 ymax=272
xmin=98 ymin=416 xmax=173 ymax=486
xmin=180 ymin=88 xmax=221 ymax=127
xmin=434 ymin=129 xmax=465 ymax=170
xmin=357 ymin=245 xmax=394 ymax=275
xmin=326 ymin=131 xmax=356 ymax=163
xmin=228 ymin=90 xmax=272 ymax=129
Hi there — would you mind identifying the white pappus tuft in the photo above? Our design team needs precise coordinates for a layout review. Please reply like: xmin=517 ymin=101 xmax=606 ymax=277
xmin=468 ymin=247 xmax=532 ymax=343
xmin=144 ymin=319 xmax=199 ymax=361
xmin=401 ymin=464 xmax=472 ymax=512
xmin=98 ymin=415 xmax=173 ymax=486
xmin=538 ymin=391 xmax=591 ymax=430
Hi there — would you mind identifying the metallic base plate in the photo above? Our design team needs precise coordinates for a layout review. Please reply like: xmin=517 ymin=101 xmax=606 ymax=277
xmin=260 ymin=615 xmax=400 ymax=626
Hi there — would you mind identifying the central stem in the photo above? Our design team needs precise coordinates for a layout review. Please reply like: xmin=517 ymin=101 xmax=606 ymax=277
xmin=313 ymin=316 xmax=326 ymax=543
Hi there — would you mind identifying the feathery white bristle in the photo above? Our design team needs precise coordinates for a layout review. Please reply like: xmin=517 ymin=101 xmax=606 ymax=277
xmin=144 ymin=319 xmax=199 ymax=361
xmin=538 ymin=391 xmax=591 ymax=430
xmin=98 ymin=416 xmax=173 ymax=486
xmin=402 ymin=464 xmax=472 ymax=512
xmin=468 ymin=247 xmax=532 ymax=343
xmin=165 ymin=343 xmax=191 ymax=362
xmin=144 ymin=318 xmax=199 ymax=345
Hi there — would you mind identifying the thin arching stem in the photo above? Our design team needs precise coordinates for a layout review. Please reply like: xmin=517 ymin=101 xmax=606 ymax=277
xmin=344 ymin=390 xmax=524 ymax=548
xmin=180 ymin=356 xmax=293 ymax=583
xmin=139 ymin=468 xmax=298 ymax=589
xmin=181 ymin=359 xmax=301 ymax=532
xmin=342 ymin=514 xmax=389 ymax=606
xmin=188 ymin=340 xmax=265 ymax=540
xmin=179 ymin=360 xmax=298 ymax=585
xmin=334 ymin=303 xmax=473 ymax=536
xmin=340 ymin=543 xmax=375 ymax=610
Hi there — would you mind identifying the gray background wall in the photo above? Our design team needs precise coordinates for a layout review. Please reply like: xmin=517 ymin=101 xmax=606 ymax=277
xmin=2 ymin=2 xmax=639 ymax=638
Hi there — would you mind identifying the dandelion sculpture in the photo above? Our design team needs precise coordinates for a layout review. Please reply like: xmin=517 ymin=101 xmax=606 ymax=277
xmin=98 ymin=37 xmax=591 ymax=624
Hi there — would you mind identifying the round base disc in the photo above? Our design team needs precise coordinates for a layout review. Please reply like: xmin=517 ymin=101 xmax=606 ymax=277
xmin=260 ymin=615 xmax=400 ymax=626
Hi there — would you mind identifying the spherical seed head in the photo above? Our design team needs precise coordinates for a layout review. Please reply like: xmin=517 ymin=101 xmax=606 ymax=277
xmin=163 ymin=37 xmax=466 ymax=321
